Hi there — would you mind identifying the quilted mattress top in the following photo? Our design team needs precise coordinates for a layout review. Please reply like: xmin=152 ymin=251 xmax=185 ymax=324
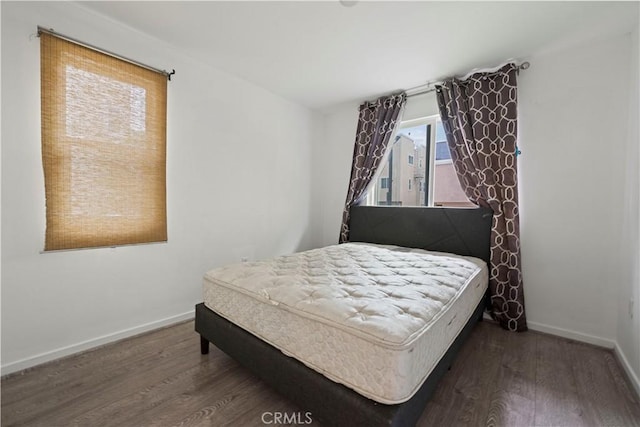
xmin=204 ymin=243 xmax=485 ymax=349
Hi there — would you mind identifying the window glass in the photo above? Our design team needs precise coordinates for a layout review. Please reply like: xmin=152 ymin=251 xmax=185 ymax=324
xmin=365 ymin=116 xmax=473 ymax=208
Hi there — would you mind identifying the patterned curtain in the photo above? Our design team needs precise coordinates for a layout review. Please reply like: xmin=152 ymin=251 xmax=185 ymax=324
xmin=339 ymin=93 xmax=406 ymax=243
xmin=435 ymin=63 xmax=527 ymax=331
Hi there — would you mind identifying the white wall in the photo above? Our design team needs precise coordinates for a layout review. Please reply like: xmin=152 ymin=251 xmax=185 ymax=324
xmin=317 ymin=29 xmax=638 ymax=376
xmin=1 ymin=1 xmax=320 ymax=373
xmin=616 ymin=23 xmax=640 ymax=389
xmin=313 ymin=102 xmax=357 ymax=247
xmin=518 ymin=32 xmax=632 ymax=346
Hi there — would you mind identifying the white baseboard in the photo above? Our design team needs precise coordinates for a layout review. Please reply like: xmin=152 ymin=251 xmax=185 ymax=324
xmin=505 ymin=320 xmax=640 ymax=397
xmin=527 ymin=320 xmax=616 ymax=349
xmin=614 ymin=344 xmax=640 ymax=399
xmin=1 ymin=310 xmax=195 ymax=377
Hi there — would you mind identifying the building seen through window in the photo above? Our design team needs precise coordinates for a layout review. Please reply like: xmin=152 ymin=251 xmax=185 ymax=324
xmin=365 ymin=116 xmax=474 ymax=208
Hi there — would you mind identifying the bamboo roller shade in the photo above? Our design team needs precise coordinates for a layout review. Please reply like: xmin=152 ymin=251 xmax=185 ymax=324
xmin=40 ymin=32 xmax=167 ymax=251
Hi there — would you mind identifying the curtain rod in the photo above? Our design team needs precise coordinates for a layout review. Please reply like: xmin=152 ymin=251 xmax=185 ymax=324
xmin=37 ymin=26 xmax=175 ymax=81
xmin=405 ymin=61 xmax=530 ymax=98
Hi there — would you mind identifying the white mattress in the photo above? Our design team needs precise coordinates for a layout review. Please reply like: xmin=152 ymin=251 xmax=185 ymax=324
xmin=202 ymin=243 xmax=488 ymax=404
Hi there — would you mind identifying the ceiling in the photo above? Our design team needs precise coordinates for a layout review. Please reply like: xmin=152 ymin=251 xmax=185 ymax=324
xmin=78 ymin=1 xmax=639 ymax=112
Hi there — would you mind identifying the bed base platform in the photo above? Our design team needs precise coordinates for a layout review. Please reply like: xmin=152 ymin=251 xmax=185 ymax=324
xmin=195 ymin=298 xmax=485 ymax=427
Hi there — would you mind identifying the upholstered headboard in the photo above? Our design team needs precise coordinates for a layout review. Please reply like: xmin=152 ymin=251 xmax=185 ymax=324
xmin=348 ymin=206 xmax=493 ymax=264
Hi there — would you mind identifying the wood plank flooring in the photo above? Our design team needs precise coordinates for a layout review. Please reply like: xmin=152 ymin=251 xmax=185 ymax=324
xmin=2 ymin=320 xmax=640 ymax=427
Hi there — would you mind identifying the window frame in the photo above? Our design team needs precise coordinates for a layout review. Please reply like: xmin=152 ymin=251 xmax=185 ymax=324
xmin=392 ymin=115 xmax=438 ymax=206
xmin=365 ymin=114 xmax=469 ymax=208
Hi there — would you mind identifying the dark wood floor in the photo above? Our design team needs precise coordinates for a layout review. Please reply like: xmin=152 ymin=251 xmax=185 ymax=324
xmin=2 ymin=320 xmax=640 ymax=427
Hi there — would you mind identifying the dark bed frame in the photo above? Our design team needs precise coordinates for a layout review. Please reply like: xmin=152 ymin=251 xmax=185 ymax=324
xmin=196 ymin=206 xmax=493 ymax=427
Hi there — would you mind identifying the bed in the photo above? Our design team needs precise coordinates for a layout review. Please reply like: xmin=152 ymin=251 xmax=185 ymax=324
xmin=195 ymin=205 xmax=493 ymax=426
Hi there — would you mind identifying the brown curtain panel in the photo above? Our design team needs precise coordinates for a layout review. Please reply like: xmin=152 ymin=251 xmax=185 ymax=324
xmin=436 ymin=63 xmax=527 ymax=331
xmin=339 ymin=93 xmax=406 ymax=243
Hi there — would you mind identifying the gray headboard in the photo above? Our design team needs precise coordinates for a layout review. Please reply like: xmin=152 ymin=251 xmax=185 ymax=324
xmin=348 ymin=206 xmax=493 ymax=264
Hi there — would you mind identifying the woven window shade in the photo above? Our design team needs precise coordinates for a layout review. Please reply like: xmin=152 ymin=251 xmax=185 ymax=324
xmin=40 ymin=32 xmax=167 ymax=251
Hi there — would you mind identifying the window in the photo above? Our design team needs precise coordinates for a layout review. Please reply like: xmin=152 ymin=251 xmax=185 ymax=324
xmin=434 ymin=123 xmax=452 ymax=162
xmin=435 ymin=141 xmax=451 ymax=161
xmin=40 ymin=32 xmax=168 ymax=250
xmin=365 ymin=115 xmax=473 ymax=208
